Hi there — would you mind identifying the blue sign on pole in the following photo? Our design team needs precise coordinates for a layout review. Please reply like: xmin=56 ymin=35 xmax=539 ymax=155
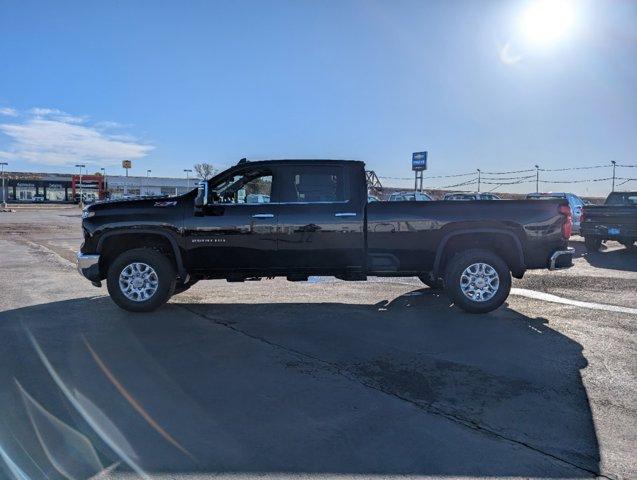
xmin=412 ymin=151 xmax=427 ymax=171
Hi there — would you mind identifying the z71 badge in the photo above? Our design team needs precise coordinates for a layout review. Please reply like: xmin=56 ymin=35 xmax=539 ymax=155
xmin=154 ymin=201 xmax=177 ymax=207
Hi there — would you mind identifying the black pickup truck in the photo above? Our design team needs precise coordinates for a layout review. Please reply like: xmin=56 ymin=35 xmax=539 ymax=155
xmin=77 ymin=159 xmax=573 ymax=314
xmin=581 ymin=191 xmax=637 ymax=252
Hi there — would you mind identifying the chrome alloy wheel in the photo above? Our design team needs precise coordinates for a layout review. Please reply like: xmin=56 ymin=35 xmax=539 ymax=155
xmin=119 ymin=262 xmax=159 ymax=302
xmin=460 ymin=262 xmax=500 ymax=302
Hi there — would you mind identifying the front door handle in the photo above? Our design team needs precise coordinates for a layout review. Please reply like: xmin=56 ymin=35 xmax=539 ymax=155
xmin=252 ymin=213 xmax=274 ymax=218
xmin=334 ymin=212 xmax=357 ymax=217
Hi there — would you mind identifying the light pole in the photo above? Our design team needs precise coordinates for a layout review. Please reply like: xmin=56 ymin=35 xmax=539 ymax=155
xmin=75 ymin=164 xmax=86 ymax=207
xmin=184 ymin=169 xmax=192 ymax=189
xmin=534 ymin=165 xmax=540 ymax=193
xmin=147 ymin=169 xmax=151 ymax=195
xmin=100 ymin=167 xmax=107 ymax=199
xmin=1 ymin=162 xmax=7 ymax=208
xmin=611 ymin=161 xmax=616 ymax=192
xmin=123 ymin=161 xmax=130 ymax=196
xmin=477 ymin=169 xmax=481 ymax=192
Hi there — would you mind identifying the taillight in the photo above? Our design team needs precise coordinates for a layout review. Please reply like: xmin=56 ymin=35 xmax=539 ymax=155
xmin=559 ymin=204 xmax=572 ymax=239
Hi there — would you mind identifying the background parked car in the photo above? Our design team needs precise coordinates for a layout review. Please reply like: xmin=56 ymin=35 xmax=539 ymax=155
xmin=246 ymin=193 xmax=271 ymax=203
xmin=388 ymin=191 xmax=432 ymax=202
xmin=526 ymin=192 xmax=585 ymax=235
xmin=367 ymin=194 xmax=380 ymax=202
xmin=443 ymin=192 xmax=501 ymax=201
xmin=32 ymin=194 xmax=45 ymax=203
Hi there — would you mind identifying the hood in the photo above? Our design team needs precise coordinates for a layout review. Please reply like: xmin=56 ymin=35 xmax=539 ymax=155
xmin=86 ymin=190 xmax=196 ymax=213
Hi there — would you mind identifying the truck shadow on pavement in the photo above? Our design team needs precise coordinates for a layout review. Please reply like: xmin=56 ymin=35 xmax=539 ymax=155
xmin=570 ymin=239 xmax=637 ymax=272
xmin=0 ymin=292 xmax=599 ymax=478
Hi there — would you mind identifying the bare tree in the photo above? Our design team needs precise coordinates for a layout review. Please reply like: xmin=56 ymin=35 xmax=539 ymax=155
xmin=194 ymin=163 xmax=216 ymax=180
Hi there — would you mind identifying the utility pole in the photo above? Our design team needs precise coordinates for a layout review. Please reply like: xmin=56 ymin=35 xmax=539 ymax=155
xmin=100 ymin=167 xmax=107 ymax=199
xmin=1 ymin=162 xmax=7 ymax=208
xmin=147 ymin=169 xmax=151 ymax=195
xmin=534 ymin=165 xmax=540 ymax=193
xmin=75 ymin=164 xmax=86 ymax=207
xmin=611 ymin=161 xmax=616 ymax=192
xmin=184 ymin=169 xmax=192 ymax=189
xmin=477 ymin=169 xmax=481 ymax=192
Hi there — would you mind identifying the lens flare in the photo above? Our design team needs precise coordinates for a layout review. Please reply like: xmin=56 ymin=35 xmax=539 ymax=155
xmin=518 ymin=0 xmax=576 ymax=46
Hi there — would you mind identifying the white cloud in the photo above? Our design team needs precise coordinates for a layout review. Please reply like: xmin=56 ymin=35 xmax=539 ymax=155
xmin=0 ymin=107 xmax=18 ymax=117
xmin=0 ymin=107 xmax=153 ymax=167
xmin=29 ymin=107 xmax=86 ymax=124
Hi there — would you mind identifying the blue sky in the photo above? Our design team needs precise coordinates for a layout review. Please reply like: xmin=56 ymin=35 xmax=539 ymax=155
xmin=0 ymin=0 xmax=635 ymax=194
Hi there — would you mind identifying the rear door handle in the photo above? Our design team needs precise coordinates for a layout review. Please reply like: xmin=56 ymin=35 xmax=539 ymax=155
xmin=252 ymin=213 xmax=274 ymax=218
xmin=334 ymin=212 xmax=357 ymax=217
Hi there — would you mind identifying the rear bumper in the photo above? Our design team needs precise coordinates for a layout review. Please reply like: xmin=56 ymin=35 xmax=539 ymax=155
xmin=77 ymin=252 xmax=101 ymax=282
xmin=549 ymin=248 xmax=574 ymax=270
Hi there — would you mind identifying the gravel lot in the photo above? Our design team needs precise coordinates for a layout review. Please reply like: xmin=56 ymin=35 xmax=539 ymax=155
xmin=1 ymin=205 xmax=636 ymax=480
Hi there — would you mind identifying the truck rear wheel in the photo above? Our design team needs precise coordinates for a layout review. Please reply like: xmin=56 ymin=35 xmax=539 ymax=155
xmin=621 ymin=240 xmax=636 ymax=250
xmin=106 ymin=248 xmax=176 ymax=312
xmin=444 ymin=249 xmax=511 ymax=314
xmin=584 ymin=237 xmax=602 ymax=253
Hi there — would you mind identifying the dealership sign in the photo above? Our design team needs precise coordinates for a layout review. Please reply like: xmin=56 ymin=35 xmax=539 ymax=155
xmin=412 ymin=151 xmax=427 ymax=171
xmin=122 ymin=160 xmax=132 ymax=169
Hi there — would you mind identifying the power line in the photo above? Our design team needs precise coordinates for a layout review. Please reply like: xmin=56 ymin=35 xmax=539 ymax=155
xmin=481 ymin=168 xmax=535 ymax=174
xmin=540 ymin=164 xmax=610 ymax=172
xmin=481 ymin=174 xmax=536 ymax=181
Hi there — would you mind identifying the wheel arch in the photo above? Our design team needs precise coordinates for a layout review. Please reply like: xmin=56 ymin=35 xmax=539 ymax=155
xmin=433 ymin=229 xmax=525 ymax=279
xmin=96 ymin=229 xmax=187 ymax=280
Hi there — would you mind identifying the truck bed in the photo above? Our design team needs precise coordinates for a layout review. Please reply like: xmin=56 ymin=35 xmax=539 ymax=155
xmin=366 ymin=199 xmax=568 ymax=274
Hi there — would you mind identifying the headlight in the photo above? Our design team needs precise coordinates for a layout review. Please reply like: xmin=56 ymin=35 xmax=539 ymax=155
xmin=82 ymin=210 xmax=95 ymax=219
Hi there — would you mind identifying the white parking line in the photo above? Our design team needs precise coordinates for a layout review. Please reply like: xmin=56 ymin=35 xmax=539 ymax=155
xmin=511 ymin=288 xmax=637 ymax=315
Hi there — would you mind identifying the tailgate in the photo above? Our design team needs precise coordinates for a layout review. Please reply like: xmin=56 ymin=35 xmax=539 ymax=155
xmin=582 ymin=205 xmax=637 ymax=236
xmin=584 ymin=206 xmax=637 ymax=225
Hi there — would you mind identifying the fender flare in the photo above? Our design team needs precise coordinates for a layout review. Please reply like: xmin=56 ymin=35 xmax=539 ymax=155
xmin=432 ymin=228 xmax=525 ymax=276
xmin=96 ymin=228 xmax=187 ymax=279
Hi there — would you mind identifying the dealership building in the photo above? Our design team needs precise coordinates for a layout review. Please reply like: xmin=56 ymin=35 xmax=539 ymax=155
xmin=0 ymin=171 xmax=195 ymax=203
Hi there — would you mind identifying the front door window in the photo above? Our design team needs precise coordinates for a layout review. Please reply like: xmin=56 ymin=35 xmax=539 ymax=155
xmin=212 ymin=169 xmax=273 ymax=204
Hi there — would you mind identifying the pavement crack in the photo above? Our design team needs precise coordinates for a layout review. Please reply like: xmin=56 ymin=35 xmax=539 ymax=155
xmin=178 ymin=304 xmax=612 ymax=479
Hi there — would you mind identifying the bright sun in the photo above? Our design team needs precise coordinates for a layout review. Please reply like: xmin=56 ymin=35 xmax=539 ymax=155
xmin=518 ymin=0 xmax=576 ymax=47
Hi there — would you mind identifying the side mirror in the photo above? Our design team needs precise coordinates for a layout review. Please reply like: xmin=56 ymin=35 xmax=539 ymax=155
xmin=194 ymin=181 xmax=209 ymax=215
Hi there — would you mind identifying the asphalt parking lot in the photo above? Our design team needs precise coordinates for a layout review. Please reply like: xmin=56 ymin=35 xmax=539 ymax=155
xmin=1 ymin=205 xmax=636 ymax=480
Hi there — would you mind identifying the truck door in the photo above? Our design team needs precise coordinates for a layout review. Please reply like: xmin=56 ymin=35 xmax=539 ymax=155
xmin=274 ymin=163 xmax=365 ymax=274
xmin=183 ymin=166 xmax=278 ymax=273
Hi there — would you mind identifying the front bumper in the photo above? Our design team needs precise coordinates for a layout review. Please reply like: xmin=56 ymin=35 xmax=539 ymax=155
xmin=549 ymin=248 xmax=574 ymax=270
xmin=77 ymin=252 xmax=101 ymax=282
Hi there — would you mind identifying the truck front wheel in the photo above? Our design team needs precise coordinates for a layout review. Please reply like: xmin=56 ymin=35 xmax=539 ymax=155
xmin=106 ymin=248 xmax=176 ymax=312
xmin=444 ymin=249 xmax=511 ymax=314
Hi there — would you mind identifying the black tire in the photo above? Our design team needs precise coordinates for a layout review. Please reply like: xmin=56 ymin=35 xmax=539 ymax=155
xmin=444 ymin=249 xmax=511 ymax=314
xmin=418 ymin=275 xmax=444 ymax=290
xmin=174 ymin=279 xmax=199 ymax=295
xmin=584 ymin=237 xmax=602 ymax=253
xmin=621 ymin=240 xmax=636 ymax=251
xmin=106 ymin=248 xmax=176 ymax=312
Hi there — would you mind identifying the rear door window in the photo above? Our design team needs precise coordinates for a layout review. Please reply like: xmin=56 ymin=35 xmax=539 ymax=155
xmin=278 ymin=165 xmax=349 ymax=203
